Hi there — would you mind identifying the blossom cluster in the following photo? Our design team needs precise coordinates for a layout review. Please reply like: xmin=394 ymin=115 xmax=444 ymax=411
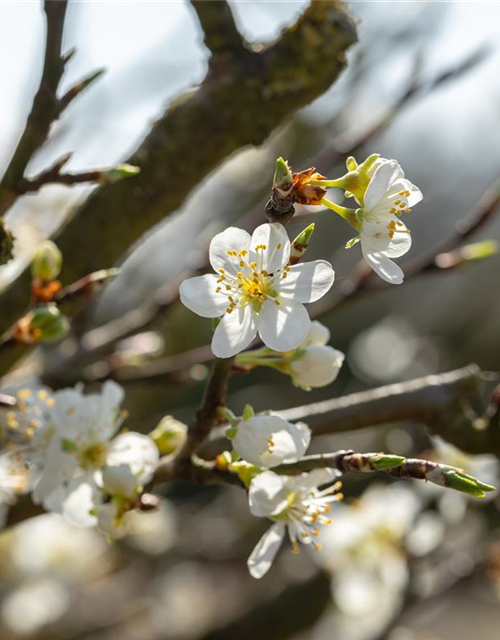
xmin=223 ymin=408 xmax=342 ymax=579
xmin=0 ymin=382 xmax=158 ymax=538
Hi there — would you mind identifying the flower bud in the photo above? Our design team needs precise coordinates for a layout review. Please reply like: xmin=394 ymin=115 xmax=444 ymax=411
xmin=31 ymin=240 xmax=62 ymax=282
xmin=149 ymin=415 xmax=187 ymax=455
xmin=26 ymin=304 xmax=70 ymax=343
xmin=290 ymin=224 xmax=315 ymax=265
xmin=300 ymin=320 xmax=330 ymax=347
xmin=290 ymin=346 xmax=345 ymax=390
xmin=100 ymin=164 xmax=140 ymax=184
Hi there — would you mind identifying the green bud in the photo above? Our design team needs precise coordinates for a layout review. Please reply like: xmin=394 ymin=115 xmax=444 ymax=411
xmin=290 ymin=223 xmax=315 ymax=265
xmin=346 ymin=156 xmax=357 ymax=171
xmin=273 ymin=157 xmax=293 ymax=188
xmin=149 ymin=416 xmax=187 ymax=455
xmin=230 ymin=461 xmax=260 ymax=488
xmin=243 ymin=404 xmax=255 ymax=420
xmin=428 ymin=465 xmax=494 ymax=498
xmin=101 ymin=164 xmax=140 ymax=184
xmin=369 ymin=454 xmax=405 ymax=470
xmin=29 ymin=304 xmax=70 ymax=342
xmin=31 ymin=240 xmax=62 ymax=281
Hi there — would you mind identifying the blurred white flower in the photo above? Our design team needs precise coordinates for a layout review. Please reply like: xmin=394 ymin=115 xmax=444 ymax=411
xmin=1 ymin=577 xmax=70 ymax=636
xmin=32 ymin=382 xmax=159 ymax=528
xmin=232 ymin=414 xmax=311 ymax=468
xmin=316 ymin=484 xmax=422 ymax=634
xmin=180 ymin=223 xmax=335 ymax=357
xmin=247 ymin=469 xmax=342 ymax=578
xmin=354 ymin=158 xmax=422 ymax=284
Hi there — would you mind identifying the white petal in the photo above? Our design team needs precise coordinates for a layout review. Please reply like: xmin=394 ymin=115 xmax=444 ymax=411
xmin=211 ymin=305 xmax=258 ymax=358
xmin=97 ymin=502 xmax=130 ymax=539
xmin=247 ymin=522 xmax=286 ymax=579
xmin=180 ymin=274 xmax=229 ymax=318
xmin=397 ymin=178 xmax=423 ymax=207
xmin=44 ymin=476 xmax=101 ymax=528
xmin=291 ymin=346 xmax=345 ymax=389
xmin=301 ymin=320 xmax=330 ymax=347
xmin=98 ymin=380 xmax=124 ymax=440
xmin=102 ymin=465 xmax=139 ymax=498
xmin=364 ymin=160 xmax=403 ymax=211
xmin=296 ymin=468 xmax=339 ymax=492
xmin=249 ymin=471 xmax=290 ymax=517
xmin=259 ymin=298 xmax=310 ymax=352
xmin=209 ymin=227 xmax=252 ymax=276
xmin=32 ymin=446 xmax=78 ymax=505
xmin=107 ymin=432 xmax=159 ymax=484
xmin=249 ymin=223 xmax=290 ymax=273
xmin=361 ymin=221 xmax=411 ymax=260
xmin=362 ymin=247 xmax=404 ymax=285
xmin=278 ymin=260 xmax=335 ymax=303
xmin=51 ymin=388 xmax=101 ymax=440
xmin=234 ymin=416 xmax=311 ymax=468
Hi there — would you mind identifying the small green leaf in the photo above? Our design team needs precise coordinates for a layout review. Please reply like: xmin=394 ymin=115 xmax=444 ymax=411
xmin=369 ymin=454 xmax=405 ymax=470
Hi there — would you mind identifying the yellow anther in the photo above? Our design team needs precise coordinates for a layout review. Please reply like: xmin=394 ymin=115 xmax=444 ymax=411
xmin=18 ymin=389 xmax=31 ymax=399
xmin=225 ymin=285 xmax=232 ymax=291
xmin=277 ymin=243 xmax=282 ymax=249
xmin=291 ymin=542 xmax=300 ymax=555
xmin=274 ymin=300 xmax=280 ymax=306
xmin=250 ymin=262 xmax=257 ymax=269
xmin=313 ymin=543 xmax=322 ymax=552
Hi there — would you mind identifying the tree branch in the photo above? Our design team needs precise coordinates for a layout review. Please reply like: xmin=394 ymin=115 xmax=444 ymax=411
xmin=0 ymin=0 xmax=357 ymax=337
xmin=0 ymin=1 xmax=69 ymax=215
xmin=190 ymin=0 xmax=245 ymax=58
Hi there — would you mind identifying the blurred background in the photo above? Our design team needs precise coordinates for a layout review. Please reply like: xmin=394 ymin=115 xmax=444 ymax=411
xmin=0 ymin=1 xmax=500 ymax=639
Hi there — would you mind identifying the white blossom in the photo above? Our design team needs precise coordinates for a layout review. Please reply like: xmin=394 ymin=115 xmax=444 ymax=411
xmin=355 ymin=158 xmax=423 ymax=284
xmin=32 ymin=382 xmax=159 ymax=528
xmin=301 ymin=320 xmax=331 ymax=347
xmin=180 ymin=223 xmax=335 ymax=358
xmin=232 ymin=414 xmax=311 ymax=468
xmin=247 ymin=469 xmax=342 ymax=578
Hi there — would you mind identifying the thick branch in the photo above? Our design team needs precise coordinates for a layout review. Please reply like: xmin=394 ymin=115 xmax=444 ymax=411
xmin=0 ymin=1 xmax=68 ymax=215
xmin=190 ymin=0 xmax=245 ymax=57
xmin=0 ymin=0 xmax=357 ymax=337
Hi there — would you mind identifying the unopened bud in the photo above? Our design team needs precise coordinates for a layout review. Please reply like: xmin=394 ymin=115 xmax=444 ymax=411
xmin=290 ymin=224 xmax=315 ymax=264
xmin=149 ymin=415 xmax=187 ymax=455
xmin=346 ymin=156 xmax=358 ymax=171
xmin=273 ymin=157 xmax=293 ymax=194
xmin=28 ymin=304 xmax=70 ymax=343
xmin=101 ymin=164 xmax=140 ymax=184
xmin=31 ymin=240 xmax=62 ymax=282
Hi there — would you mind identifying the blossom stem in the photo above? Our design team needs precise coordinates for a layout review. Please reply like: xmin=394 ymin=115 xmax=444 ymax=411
xmin=309 ymin=179 xmax=344 ymax=188
xmin=321 ymin=198 xmax=360 ymax=230
xmin=174 ymin=356 xmax=234 ymax=466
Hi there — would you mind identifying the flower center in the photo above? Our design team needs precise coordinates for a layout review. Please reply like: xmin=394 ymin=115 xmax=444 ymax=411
xmin=215 ymin=246 xmax=282 ymax=314
xmin=79 ymin=442 xmax=108 ymax=469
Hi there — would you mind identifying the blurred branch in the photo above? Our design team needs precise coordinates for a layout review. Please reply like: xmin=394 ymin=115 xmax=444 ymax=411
xmin=0 ymin=0 xmax=69 ymax=216
xmin=190 ymin=0 xmax=246 ymax=57
xmin=15 ymin=155 xmax=138 ymax=194
xmin=277 ymin=364 xmax=500 ymax=457
xmin=0 ymin=0 xmax=357 ymax=338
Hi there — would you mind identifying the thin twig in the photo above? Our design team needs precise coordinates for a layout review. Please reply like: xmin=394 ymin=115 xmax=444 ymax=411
xmin=0 ymin=0 xmax=69 ymax=215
